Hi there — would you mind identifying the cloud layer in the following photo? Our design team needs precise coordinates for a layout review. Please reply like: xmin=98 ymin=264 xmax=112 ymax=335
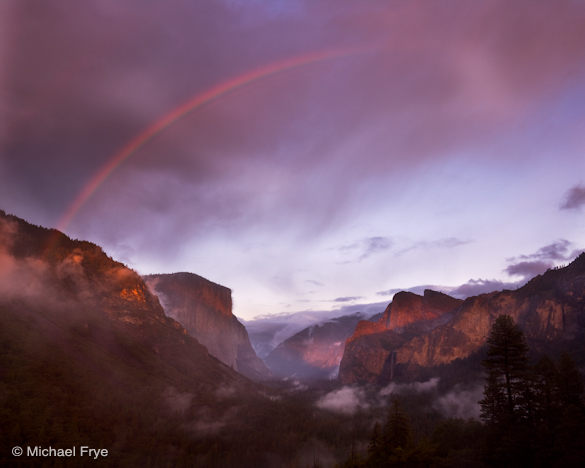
xmin=2 ymin=0 xmax=585 ymax=318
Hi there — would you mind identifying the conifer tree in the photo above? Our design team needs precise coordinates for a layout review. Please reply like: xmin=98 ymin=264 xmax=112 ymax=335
xmin=557 ymin=352 xmax=584 ymax=408
xmin=368 ymin=422 xmax=382 ymax=455
xmin=383 ymin=399 xmax=412 ymax=452
xmin=479 ymin=371 xmax=506 ymax=425
xmin=480 ymin=314 xmax=529 ymax=423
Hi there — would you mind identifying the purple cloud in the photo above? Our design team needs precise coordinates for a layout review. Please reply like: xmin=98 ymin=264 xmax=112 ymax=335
xmin=333 ymin=296 xmax=363 ymax=303
xmin=448 ymin=279 xmax=521 ymax=298
xmin=560 ymin=184 xmax=585 ymax=210
xmin=505 ymin=240 xmax=583 ymax=281
xmin=396 ymin=237 xmax=471 ymax=256
xmin=338 ymin=236 xmax=392 ymax=263
xmin=505 ymin=260 xmax=551 ymax=279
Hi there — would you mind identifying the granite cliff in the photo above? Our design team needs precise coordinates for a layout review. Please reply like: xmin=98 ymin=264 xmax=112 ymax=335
xmin=0 ymin=209 xmax=257 ymax=462
xmin=340 ymin=290 xmax=461 ymax=383
xmin=339 ymin=256 xmax=585 ymax=384
xmin=265 ymin=313 xmax=366 ymax=380
xmin=144 ymin=273 xmax=271 ymax=380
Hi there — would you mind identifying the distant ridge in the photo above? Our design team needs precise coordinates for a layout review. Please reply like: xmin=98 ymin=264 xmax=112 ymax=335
xmin=340 ymin=255 xmax=585 ymax=384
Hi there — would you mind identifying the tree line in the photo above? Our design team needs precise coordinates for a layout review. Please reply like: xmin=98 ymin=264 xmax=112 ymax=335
xmin=342 ymin=315 xmax=585 ymax=467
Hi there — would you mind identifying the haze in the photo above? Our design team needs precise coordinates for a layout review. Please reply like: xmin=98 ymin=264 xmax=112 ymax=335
xmin=1 ymin=0 xmax=584 ymax=319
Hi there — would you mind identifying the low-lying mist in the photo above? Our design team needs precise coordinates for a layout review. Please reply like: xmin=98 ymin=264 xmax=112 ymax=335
xmin=315 ymin=377 xmax=483 ymax=420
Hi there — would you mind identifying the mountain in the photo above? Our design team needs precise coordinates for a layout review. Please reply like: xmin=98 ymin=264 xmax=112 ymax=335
xmin=339 ymin=257 xmax=585 ymax=384
xmin=340 ymin=290 xmax=461 ymax=384
xmin=144 ymin=273 xmax=271 ymax=380
xmin=265 ymin=313 xmax=366 ymax=380
xmin=0 ymin=210 xmax=258 ymax=464
xmin=245 ymin=301 xmax=388 ymax=359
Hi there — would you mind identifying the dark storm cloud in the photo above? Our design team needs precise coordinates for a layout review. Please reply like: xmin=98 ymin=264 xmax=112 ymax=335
xmin=560 ymin=184 xmax=585 ymax=210
xmin=2 ymin=0 xmax=585 ymax=246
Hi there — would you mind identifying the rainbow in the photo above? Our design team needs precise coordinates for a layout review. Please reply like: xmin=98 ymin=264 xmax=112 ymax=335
xmin=55 ymin=46 xmax=370 ymax=233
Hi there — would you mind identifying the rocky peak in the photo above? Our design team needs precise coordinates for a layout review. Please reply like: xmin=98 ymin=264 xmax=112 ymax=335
xmin=380 ymin=289 xmax=462 ymax=330
xmin=145 ymin=272 xmax=232 ymax=318
xmin=348 ymin=290 xmax=461 ymax=345
xmin=144 ymin=273 xmax=271 ymax=381
xmin=340 ymin=254 xmax=585 ymax=384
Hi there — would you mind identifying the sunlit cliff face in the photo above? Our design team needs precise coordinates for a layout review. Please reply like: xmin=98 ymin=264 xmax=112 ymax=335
xmin=300 ymin=340 xmax=345 ymax=369
xmin=348 ymin=291 xmax=461 ymax=343
xmin=120 ymin=286 xmax=148 ymax=303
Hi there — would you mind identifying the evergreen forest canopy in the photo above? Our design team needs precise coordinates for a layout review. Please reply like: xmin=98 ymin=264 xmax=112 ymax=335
xmin=343 ymin=315 xmax=585 ymax=467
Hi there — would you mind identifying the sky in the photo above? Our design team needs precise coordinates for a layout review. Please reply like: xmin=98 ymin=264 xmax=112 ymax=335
xmin=1 ymin=0 xmax=585 ymax=320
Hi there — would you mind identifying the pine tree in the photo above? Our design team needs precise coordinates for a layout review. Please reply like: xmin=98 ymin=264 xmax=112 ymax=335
xmin=480 ymin=314 xmax=529 ymax=423
xmin=367 ymin=422 xmax=382 ymax=455
xmin=479 ymin=371 xmax=506 ymax=425
xmin=557 ymin=352 xmax=584 ymax=408
xmin=383 ymin=399 xmax=412 ymax=452
xmin=532 ymin=355 xmax=559 ymax=429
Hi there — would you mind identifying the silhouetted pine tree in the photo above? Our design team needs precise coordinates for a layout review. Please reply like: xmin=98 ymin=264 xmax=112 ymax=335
xmin=479 ymin=371 xmax=506 ymax=425
xmin=383 ymin=399 xmax=412 ymax=452
xmin=554 ymin=353 xmax=585 ymax=465
xmin=480 ymin=315 xmax=534 ymax=466
xmin=367 ymin=422 xmax=382 ymax=455
xmin=480 ymin=314 xmax=529 ymax=423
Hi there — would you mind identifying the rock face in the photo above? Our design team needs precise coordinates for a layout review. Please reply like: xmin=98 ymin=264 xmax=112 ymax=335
xmin=340 ymin=290 xmax=461 ymax=384
xmin=144 ymin=273 xmax=271 ymax=380
xmin=339 ymin=257 xmax=585 ymax=384
xmin=0 ymin=210 xmax=256 ymax=433
xmin=265 ymin=313 xmax=366 ymax=380
xmin=0 ymin=209 xmax=264 ymax=465
xmin=349 ymin=290 xmax=462 ymax=342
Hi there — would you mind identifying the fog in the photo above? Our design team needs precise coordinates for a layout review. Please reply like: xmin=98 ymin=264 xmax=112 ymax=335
xmin=317 ymin=377 xmax=482 ymax=421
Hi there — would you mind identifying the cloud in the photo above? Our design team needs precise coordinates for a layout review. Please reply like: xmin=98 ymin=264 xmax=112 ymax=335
xmin=333 ymin=296 xmax=362 ymax=303
xmin=396 ymin=237 xmax=471 ymax=256
xmin=560 ymin=184 xmax=585 ymax=210
xmin=448 ymin=278 xmax=520 ymax=298
xmin=338 ymin=236 xmax=393 ymax=263
xmin=433 ymin=384 xmax=483 ymax=420
xmin=380 ymin=377 xmax=440 ymax=397
xmin=505 ymin=240 xmax=582 ymax=280
xmin=360 ymin=237 xmax=393 ymax=260
xmin=519 ymin=239 xmax=573 ymax=261
xmin=4 ymin=0 xmax=585 ymax=239
xmin=305 ymin=279 xmax=324 ymax=287
xmin=4 ymin=0 xmax=585 ymax=321
xmin=316 ymin=386 xmax=369 ymax=415
xmin=162 ymin=387 xmax=193 ymax=415
xmin=246 ymin=301 xmax=386 ymax=357
xmin=375 ymin=240 xmax=585 ymax=300
xmin=504 ymin=261 xmax=551 ymax=279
